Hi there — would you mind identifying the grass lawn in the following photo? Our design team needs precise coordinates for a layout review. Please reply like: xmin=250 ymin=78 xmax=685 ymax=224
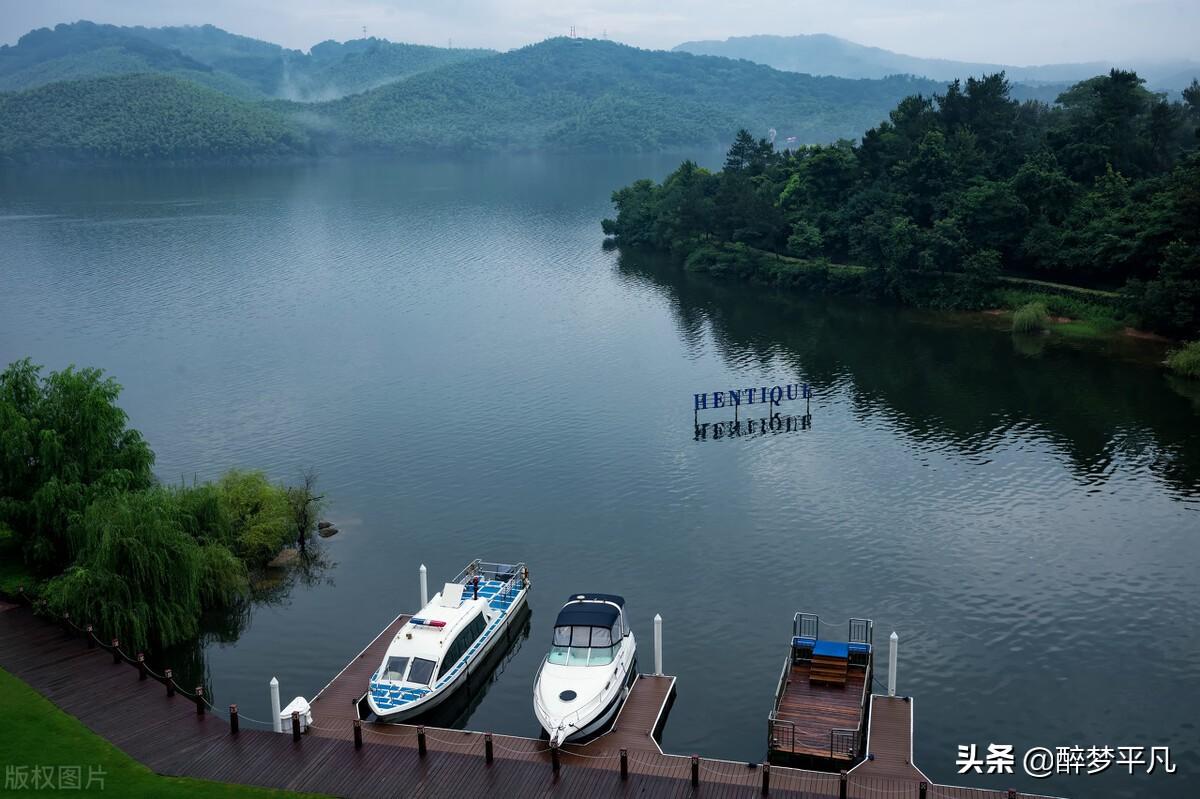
xmin=0 ymin=666 xmax=323 ymax=798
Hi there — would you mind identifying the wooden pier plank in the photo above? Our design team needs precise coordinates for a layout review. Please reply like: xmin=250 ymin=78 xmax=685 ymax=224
xmin=772 ymin=660 xmax=867 ymax=760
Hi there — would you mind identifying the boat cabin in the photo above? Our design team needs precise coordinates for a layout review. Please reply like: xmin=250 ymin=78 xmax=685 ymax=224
xmin=547 ymin=593 xmax=628 ymax=667
xmin=378 ymin=583 xmax=487 ymax=688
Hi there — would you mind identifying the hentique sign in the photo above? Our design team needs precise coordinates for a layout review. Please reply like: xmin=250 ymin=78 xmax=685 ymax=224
xmin=693 ymin=382 xmax=811 ymax=411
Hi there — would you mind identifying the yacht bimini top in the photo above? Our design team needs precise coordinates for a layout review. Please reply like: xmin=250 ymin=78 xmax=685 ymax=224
xmin=554 ymin=594 xmax=624 ymax=627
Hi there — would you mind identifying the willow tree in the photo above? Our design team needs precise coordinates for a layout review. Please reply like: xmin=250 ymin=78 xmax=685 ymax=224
xmin=0 ymin=359 xmax=154 ymax=572
xmin=44 ymin=490 xmax=205 ymax=651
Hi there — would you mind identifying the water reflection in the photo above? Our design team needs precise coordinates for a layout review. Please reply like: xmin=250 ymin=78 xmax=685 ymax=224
xmin=154 ymin=546 xmax=335 ymax=702
xmin=616 ymin=249 xmax=1200 ymax=499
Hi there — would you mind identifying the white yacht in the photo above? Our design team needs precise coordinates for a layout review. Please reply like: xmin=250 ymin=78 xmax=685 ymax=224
xmin=533 ymin=593 xmax=636 ymax=745
xmin=367 ymin=560 xmax=529 ymax=722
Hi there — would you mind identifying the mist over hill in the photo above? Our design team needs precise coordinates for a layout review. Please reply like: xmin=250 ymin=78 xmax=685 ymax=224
xmin=674 ymin=34 xmax=1199 ymax=93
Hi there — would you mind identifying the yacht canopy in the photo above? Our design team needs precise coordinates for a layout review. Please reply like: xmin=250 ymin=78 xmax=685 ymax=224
xmin=554 ymin=594 xmax=625 ymax=627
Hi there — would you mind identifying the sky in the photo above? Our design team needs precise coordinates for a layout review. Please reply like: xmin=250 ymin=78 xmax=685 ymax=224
xmin=1 ymin=0 xmax=1197 ymax=65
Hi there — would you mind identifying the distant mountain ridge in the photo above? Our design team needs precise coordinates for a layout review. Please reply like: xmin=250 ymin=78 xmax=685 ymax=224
xmin=673 ymin=34 xmax=1199 ymax=93
xmin=0 ymin=22 xmax=1178 ymax=163
xmin=0 ymin=21 xmax=494 ymax=100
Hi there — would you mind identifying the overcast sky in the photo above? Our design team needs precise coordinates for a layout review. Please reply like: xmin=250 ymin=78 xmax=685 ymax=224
xmin=1 ymin=0 xmax=1196 ymax=64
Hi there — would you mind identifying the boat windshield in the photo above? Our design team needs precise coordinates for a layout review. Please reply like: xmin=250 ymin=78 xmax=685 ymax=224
xmin=548 ymin=624 xmax=618 ymax=666
xmin=381 ymin=656 xmax=409 ymax=681
xmin=407 ymin=657 xmax=436 ymax=685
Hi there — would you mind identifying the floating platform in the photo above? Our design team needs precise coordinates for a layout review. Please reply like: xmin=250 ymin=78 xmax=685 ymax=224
xmin=769 ymin=613 xmax=874 ymax=769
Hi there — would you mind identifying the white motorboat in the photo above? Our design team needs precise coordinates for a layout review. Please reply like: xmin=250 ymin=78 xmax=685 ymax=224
xmin=367 ymin=560 xmax=529 ymax=722
xmin=533 ymin=593 xmax=636 ymax=745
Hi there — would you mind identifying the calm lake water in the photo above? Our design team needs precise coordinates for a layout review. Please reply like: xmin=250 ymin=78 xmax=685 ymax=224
xmin=1 ymin=157 xmax=1198 ymax=798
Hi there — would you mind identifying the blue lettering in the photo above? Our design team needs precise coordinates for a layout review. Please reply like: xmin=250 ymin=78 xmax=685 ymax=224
xmin=694 ymin=393 xmax=707 ymax=410
xmin=712 ymin=392 xmax=725 ymax=409
xmin=745 ymin=387 xmax=756 ymax=404
xmin=728 ymin=389 xmax=741 ymax=406
xmin=769 ymin=385 xmax=784 ymax=405
xmin=786 ymin=384 xmax=798 ymax=401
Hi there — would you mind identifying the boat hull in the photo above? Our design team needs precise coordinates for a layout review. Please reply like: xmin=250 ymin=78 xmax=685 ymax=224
xmin=552 ymin=666 xmax=635 ymax=742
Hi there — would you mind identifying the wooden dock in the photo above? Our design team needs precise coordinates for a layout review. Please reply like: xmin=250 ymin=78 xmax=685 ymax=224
xmin=0 ymin=599 xmax=1064 ymax=799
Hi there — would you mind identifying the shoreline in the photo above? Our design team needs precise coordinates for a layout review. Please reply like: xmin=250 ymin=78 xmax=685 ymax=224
xmin=655 ymin=240 xmax=1178 ymax=362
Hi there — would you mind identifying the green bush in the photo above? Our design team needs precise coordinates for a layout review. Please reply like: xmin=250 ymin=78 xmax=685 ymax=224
xmin=1012 ymin=301 xmax=1050 ymax=333
xmin=216 ymin=470 xmax=296 ymax=568
xmin=1166 ymin=340 xmax=1200 ymax=379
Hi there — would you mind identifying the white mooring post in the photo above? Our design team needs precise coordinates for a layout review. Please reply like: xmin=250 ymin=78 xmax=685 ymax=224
xmin=419 ymin=563 xmax=428 ymax=607
xmin=270 ymin=676 xmax=282 ymax=733
xmin=654 ymin=613 xmax=663 ymax=676
xmin=888 ymin=632 xmax=898 ymax=697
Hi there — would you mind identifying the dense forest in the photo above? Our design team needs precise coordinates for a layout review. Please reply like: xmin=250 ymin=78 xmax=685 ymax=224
xmin=0 ymin=359 xmax=324 ymax=651
xmin=0 ymin=73 xmax=311 ymax=162
xmin=602 ymin=71 xmax=1200 ymax=340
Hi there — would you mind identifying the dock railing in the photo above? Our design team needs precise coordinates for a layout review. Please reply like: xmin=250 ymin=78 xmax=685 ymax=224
xmin=768 ymin=655 xmax=796 ymax=752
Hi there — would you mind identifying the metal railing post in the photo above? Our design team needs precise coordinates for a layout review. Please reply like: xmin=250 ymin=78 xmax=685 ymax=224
xmin=761 ymin=763 xmax=770 ymax=795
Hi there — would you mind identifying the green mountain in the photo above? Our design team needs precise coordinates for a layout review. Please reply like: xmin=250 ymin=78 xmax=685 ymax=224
xmin=673 ymin=34 xmax=1200 ymax=93
xmin=319 ymin=38 xmax=948 ymax=152
xmin=0 ymin=21 xmax=493 ymax=100
xmin=0 ymin=73 xmax=310 ymax=162
xmin=0 ymin=20 xmax=259 ymax=98
xmin=0 ymin=28 xmax=1158 ymax=163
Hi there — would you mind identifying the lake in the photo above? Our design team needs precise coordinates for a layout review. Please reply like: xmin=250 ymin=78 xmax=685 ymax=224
xmin=1 ymin=156 xmax=1197 ymax=798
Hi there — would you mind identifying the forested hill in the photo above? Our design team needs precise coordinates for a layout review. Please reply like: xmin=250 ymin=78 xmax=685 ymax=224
xmin=0 ymin=26 xmax=1184 ymax=162
xmin=0 ymin=74 xmax=311 ymax=162
xmin=0 ymin=21 xmax=493 ymax=100
xmin=673 ymin=34 xmax=1200 ymax=94
xmin=602 ymin=72 xmax=1200 ymax=338
xmin=318 ymin=38 xmax=947 ymax=152
xmin=0 ymin=36 xmax=952 ymax=160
